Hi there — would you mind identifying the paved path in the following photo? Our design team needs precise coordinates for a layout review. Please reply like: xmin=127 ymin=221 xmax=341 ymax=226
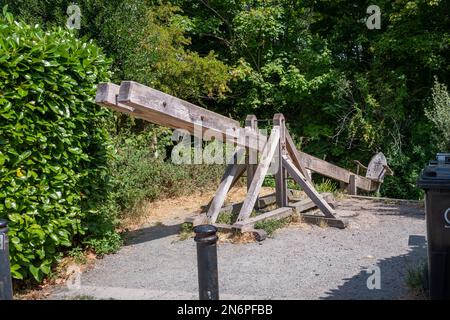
xmin=50 ymin=198 xmax=427 ymax=300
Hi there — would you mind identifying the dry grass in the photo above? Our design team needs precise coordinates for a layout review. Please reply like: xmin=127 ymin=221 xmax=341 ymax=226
xmin=120 ymin=185 xmax=276 ymax=231
xmin=318 ymin=219 xmax=328 ymax=228
xmin=218 ymin=231 xmax=256 ymax=244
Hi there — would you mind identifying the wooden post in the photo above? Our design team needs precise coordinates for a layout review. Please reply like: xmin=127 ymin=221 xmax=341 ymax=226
xmin=245 ymin=115 xmax=258 ymax=198
xmin=347 ymin=174 xmax=357 ymax=195
xmin=237 ymin=128 xmax=281 ymax=222
xmin=273 ymin=114 xmax=288 ymax=207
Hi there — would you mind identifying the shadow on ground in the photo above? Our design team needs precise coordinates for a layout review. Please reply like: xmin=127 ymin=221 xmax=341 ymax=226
xmin=338 ymin=199 xmax=425 ymax=221
xmin=322 ymin=234 xmax=428 ymax=299
xmin=123 ymin=223 xmax=182 ymax=246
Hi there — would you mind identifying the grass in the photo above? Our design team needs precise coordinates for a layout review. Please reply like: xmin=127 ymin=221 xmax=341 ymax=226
xmin=318 ymin=219 xmax=328 ymax=228
xmin=315 ymin=179 xmax=338 ymax=194
xmin=179 ymin=223 xmax=194 ymax=240
xmin=68 ymin=247 xmax=88 ymax=264
xmin=405 ymin=262 xmax=428 ymax=299
xmin=216 ymin=211 xmax=239 ymax=225
xmin=254 ymin=217 xmax=292 ymax=236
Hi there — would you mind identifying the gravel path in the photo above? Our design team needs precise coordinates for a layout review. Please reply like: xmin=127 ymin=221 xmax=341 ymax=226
xmin=49 ymin=197 xmax=427 ymax=300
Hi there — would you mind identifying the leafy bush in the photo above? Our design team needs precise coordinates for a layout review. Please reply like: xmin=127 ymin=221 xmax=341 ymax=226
xmin=0 ymin=9 xmax=112 ymax=281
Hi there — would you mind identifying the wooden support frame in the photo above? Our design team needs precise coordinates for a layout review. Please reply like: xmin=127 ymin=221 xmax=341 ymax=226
xmin=95 ymin=81 xmax=363 ymax=237
xmin=97 ymin=82 xmax=380 ymax=192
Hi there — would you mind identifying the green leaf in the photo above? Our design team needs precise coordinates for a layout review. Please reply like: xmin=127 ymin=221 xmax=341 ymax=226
xmin=5 ymin=198 xmax=17 ymax=210
xmin=13 ymin=150 xmax=32 ymax=166
xmin=29 ymin=264 xmax=42 ymax=282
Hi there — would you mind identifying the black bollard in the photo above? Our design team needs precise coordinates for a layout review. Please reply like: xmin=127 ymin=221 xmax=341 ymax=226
xmin=194 ymin=224 xmax=219 ymax=300
xmin=0 ymin=219 xmax=13 ymax=300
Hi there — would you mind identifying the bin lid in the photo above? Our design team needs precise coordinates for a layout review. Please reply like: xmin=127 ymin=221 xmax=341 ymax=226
xmin=417 ymin=153 xmax=450 ymax=190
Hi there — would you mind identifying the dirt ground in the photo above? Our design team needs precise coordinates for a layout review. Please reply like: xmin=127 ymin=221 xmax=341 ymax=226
xmin=41 ymin=187 xmax=427 ymax=300
xmin=119 ymin=185 xmax=277 ymax=231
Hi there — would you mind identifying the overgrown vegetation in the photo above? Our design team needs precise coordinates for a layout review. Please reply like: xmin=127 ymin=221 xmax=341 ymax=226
xmin=406 ymin=262 xmax=428 ymax=298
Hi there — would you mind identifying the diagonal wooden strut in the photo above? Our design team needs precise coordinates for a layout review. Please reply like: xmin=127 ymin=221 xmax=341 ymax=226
xmin=285 ymin=130 xmax=312 ymax=184
xmin=237 ymin=127 xmax=281 ymax=222
xmin=282 ymin=155 xmax=336 ymax=218
xmin=206 ymin=147 xmax=246 ymax=223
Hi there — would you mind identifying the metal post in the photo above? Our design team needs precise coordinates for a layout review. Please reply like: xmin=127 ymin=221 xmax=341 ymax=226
xmin=194 ymin=224 xmax=219 ymax=300
xmin=0 ymin=219 xmax=13 ymax=300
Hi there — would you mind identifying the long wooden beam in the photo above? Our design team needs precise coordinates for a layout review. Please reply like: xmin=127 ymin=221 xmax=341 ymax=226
xmin=118 ymin=81 xmax=242 ymax=140
xmin=296 ymin=151 xmax=378 ymax=192
xmin=95 ymin=82 xmax=377 ymax=192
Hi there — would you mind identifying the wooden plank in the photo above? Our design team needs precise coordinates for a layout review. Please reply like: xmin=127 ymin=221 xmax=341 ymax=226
xmin=275 ymin=142 xmax=288 ymax=207
xmin=347 ymin=174 xmax=357 ymax=195
xmin=233 ymin=207 xmax=293 ymax=231
xmin=237 ymin=128 xmax=281 ymax=221
xmin=200 ymin=192 xmax=278 ymax=216
xmin=185 ymin=215 xmax=208 ymax=226
xmin=273 ymin=115 xmax=288 ymax=207
xmin=117 ymin=81 xmax=244 ymax=141
xmin=300 ymin=215 xmax=348 ymax=229
xmin=97 ymin=82 xmax=380 ymax=193
xmin=232 ymin=194 xmax=334 ymax=231
xmin=207 ymin=149 xmax=246 ymax=223
xmin=95 ymin=83 xmax=135 ymax=114
xmin=289 ymin=193 xmax=333 ymax=212
xmin=297 ymin=150 xmax=377 ymax=192
xmin=245 ymin=115 xmax=259 ymax=206
xmin=282 ymin=155 xmax=336 ymax=218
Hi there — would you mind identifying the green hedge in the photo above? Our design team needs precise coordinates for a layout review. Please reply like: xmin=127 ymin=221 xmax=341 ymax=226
xmin=0 ymin=9 xmax=112 ymax=281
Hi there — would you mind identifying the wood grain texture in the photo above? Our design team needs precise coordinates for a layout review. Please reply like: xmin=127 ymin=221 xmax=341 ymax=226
xmin=96 ymin=82 xmax=379 ymax=192
xmin=282 ymin=155 xmax=336 ymax=218
xmin=206 ymin=150 xmax=246 ymax=223
xmin=296 ymin=150 xmax=378 ymax=192
xmin=237 ymin=127 xmax=281 ymax=221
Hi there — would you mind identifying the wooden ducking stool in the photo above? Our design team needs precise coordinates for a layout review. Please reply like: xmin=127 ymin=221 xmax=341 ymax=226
xmin=95 ymin=81 xmax=391 ymax=240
